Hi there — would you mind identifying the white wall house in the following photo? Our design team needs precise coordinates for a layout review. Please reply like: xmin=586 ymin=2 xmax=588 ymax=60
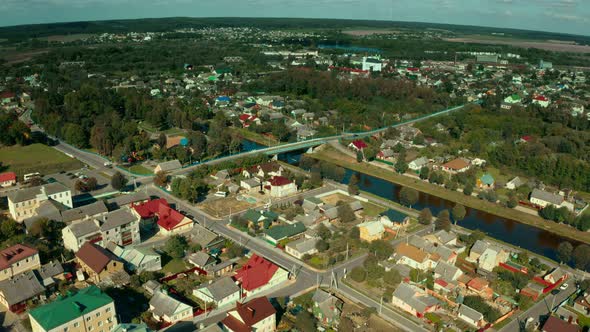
xmin=8 ymin=183 xmax=72 ymax=222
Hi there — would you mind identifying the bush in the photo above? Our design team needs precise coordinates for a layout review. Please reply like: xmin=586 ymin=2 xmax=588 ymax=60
xmin=350 ymin=266 xmax=366 ymax=282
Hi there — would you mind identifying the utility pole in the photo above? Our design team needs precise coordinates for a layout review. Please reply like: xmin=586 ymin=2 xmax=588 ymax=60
xmin=346 ymin=242 xmax=349 ymax=261
xmin=380 ymin=296 xmax=383 ymax=314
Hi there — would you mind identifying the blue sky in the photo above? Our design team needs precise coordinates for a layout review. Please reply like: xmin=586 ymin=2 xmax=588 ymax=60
xmin=0 ymin=0 xmax=588 ymax=36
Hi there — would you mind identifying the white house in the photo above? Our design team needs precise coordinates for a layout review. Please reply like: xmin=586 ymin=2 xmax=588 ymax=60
xmin=193 ymin=276 xmax=240 ymax=309
xmin=265 ymin=176 xmax=297 ymax=198
xmin=458 ymin=304 xmax=485 ymax=328
xmin=408 ymin=157 xmax=429 ymax=172
xmin=62 ymin=207 xmax=141 ymax=252
xmin=532 ymin=95 xmax=550 ymax=108
xmin=505 ymin=177 xmax=524 ymax=190
xmin=0 ymin=172 xmax=16 ymax=188
xmin=362 ymin=57 xmax=382 ymax=72
xmin=285 ymin=237 xmax=319 ymax=259
xmin=240 ymin=178 xmax=261 ymax=193
xmin=8 ymin=183 xmax=73 ymax=222
xmin=154 ymin=160 xmax=182 ymax=174
xmin=149 ymin=291 xmax=192 ymax=324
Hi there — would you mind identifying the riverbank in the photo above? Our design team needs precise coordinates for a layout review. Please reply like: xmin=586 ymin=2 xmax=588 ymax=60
xmin=234 ymin=128 xmax=277 ymax=146
xmin=310 ymin=145 xmax=590 ymax=245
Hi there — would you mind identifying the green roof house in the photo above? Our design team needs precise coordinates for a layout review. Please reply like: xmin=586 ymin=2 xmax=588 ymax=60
xmin=29 ymin=285 xmax=116 ymax=332
xmin=264 ymin=222 xmax=306 ymax=245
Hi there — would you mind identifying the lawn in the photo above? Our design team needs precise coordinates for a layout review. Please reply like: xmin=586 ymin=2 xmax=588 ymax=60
xmin=320 ymin=193 xmax=355 ymax=205
xmin=307 ymin=255 xmax=328 ymax=269
xmin=125 ymin=164 xmax=153 ymax=175
xmin=0 ymin=143 xmax=83 ymax=178
xmin=361 ymin=201 xmax=388 ymax=217
xmin=162 ymin=258 xmax=188 ymax=275
xmin=311 ymin=146 xmax=590 ymax=245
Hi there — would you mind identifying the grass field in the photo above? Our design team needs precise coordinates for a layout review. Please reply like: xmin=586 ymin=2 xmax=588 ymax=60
xmin=124 ymin=165 xmax=153 ymax=175
xmin=162 ymin=258 xmax=188 ymax=275
xmin=0 ymin=144 xmax=83 ymax=178
xmin=311 ymin=145 xmax=590 ymax=244
xmin=361 ymin=201 xmax=388 ymax=217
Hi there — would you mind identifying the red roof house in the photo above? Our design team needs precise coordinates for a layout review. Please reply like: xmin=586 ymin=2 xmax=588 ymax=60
xmin=348 ymin=140 xmax=368 ymax=151
xmin=265 ymin=176 xmax=297 ymax=198
xmin=234 ymin=254 xmax=287 ymax=295
xmin=132 ymin=198 xmax=193 ymax=235
xmin=0 ymin=172 xmax=17 ymax=187
xmin=0 ymin=244 xmax=40 ymax=277
xmin=222 ymin=297 xmax=277 ymax=332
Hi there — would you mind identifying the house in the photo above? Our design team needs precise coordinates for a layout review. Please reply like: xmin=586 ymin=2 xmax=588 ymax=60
xmin=0 ymin=171 xmax=16 ymax=187
xmin=533 ymin=95 xmax=550 ymax=108
xmin=264 ymin=222 xmax=306 ymax=245
xmin=458 ymin=304 xmax=486 ymax=328
xmin=206 ymin=259 xmax=238 ymax=277
xmin=36 ymin=260 xmax=65 ymax=288
xmin=469 ymin=240 xmax=509 ymax=273
xmin=188 ymin=223 xmax=223 ymax=249
xmin=428 ymin=230 xmax=458 ymax=247
xmin=574 ymin=293 xmax=590 ymax=316
xmin=265 ymin=176 xmax=297 ymax=198
xmin=0 ymin=244 xmax=41 ymax=281
xmin=362 ymin=57 xmax=382 ymax=72
xmin=61 ymin=201 xmax=109 ymax=224
xmin=193 ymin=276 xmax=240 ymax=308
xmin=434 ymin=261 xmax=463 ymax=281
xmin=544 ymin=267 xmax=568 ymax=284
xmin=0 ymin=271 xmax=45 ymax=312
xmin=8 ymin=183 xmax=73 ymax=222
xmin=143 ymin=280 xmax=162 ymax=296
xmin=409 ymin=157 xmax=429 ymax=172
xmin=348 ymin=140 xmax=368 ymax=152
xmin=503 ymin=94 xmax=521 ymax=104
xmin=467 ymin=277 xmax=493 ymax=299
xmin=357 ymin=220 xmax=385 ymax=242
xmin=106 ymin=191 xmax=149 ymax=210
xmin=242 ymin=209 xmax=278 ymax=230
xmin=240 ymin=178 xmax=261 ymax=192
xmin=234 ymin=254 xmax=289 ymax=297
xmin=312 ymin=289 xmax=343 ymax=328
xmin=541 ymin=316 xmax=580 ymax=332
xmin=477 ymin=173 xmax=495 ymax=189
xmin=133 ymin=198 xmax=193 ymax=235
xmin=242 ymin=162 xmax=283 ymax=179
xmin=149 ymin=290 xmax=193 ymax=324
xmin=188 ymin=252 xmax=216 ymax=269
xmin=62 ymin=207 xmax=141 ymax=252
xmin=112 ymin=324 xmax=151 ymax=332
xmin=0 ymin=91 xmax=15 ymax=104
xmin=154 ymin=160 xmax=182 ymax=174
xmin=221 ymin=297 xmax=276 ymax=332
xmin=75 ymin=242 xmax=125 ymax=283
xmin=506 ymin=177 xmax=524 ymax=190
xmin=391 ymin=283 xmax=440 ymax=318
xmin=440 ymin=158 xmax=470 ymax=174
xmin=285 ymin=237 xmax=319 ymax=259
xmin=394 ymin=243 xmax=438 ymax=271
xmin=29 ymin=286 xmax=117 ymax=332
xmin=106 ymin=242 xmax=161 ymax=273
xmin=530 ymin=189 xmax=565 ymax=209
xmin=384 ymin=210 xmax=410 ymax=228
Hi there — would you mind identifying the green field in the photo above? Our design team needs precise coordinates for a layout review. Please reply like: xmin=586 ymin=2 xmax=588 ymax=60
xmin=0 ymin=144 xmax=83 ymax=178
xmin=123 ymin=164 xmax=153 ymax=175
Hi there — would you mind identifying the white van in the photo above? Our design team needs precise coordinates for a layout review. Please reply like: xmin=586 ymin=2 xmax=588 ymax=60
xmin=24 ymin=172 xmax=41 ymax=181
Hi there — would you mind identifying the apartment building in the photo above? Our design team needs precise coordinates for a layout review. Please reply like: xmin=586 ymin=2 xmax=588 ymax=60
xmin=0 ymin=244 xmax=41 ymax=281
xmin=8 ymin=183 xmax=72 ymax=222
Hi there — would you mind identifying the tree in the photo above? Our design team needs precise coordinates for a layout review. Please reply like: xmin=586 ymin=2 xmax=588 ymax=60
xmin=419 ymin=208 xmax=433 ymax=225
xmin=394 ymin=156 xmax=408 ymax=174
xmin=435 ymin=210 xmax=452 ymax=231
xmin=111 ymin=171 xmax=128 ymax=191
xmin=316 ymin=223 xmax=331 ymax=241
xmin=348 ymin=173 xmax=360 ymax=195
xmin=383 ymin=269 xmax=401 ymax=285
xmin=419 ymin=166 xmax=430 ymax=180
xmin=154 ymin=171 xmax=168 ymax=187
xmin=573 ymin=244 xmax=590 ymax=270
xmin=0 ymin=218 xmax=21 ymax=240
xmin=338 ymin=202 xmax=355 ymax=223
xmin=369 ymin=240 xmax=394 ymax=260
xmin=578 ymin=214 xmax=590 ymax=232
xmin=463 ymin=295 xmax=502 ymax=322
xmin=75 ymin=179 xmax=89 ymax=192
xmin=463 ymin=182 xmax=474 ymax=196
xmin=507 ymin=196 xmax=518 ymax=208
xmin=316 ymin=240 xmax=329 ymax=252
xmin=557 ymin=242 xmax=573 ymax=264
xmin=164 ymin=235 xmax=188 ymax=259
xmin=226 ymin=243 xmax=245 ymax=259
xmin=399 ymin=187 xmax=419 ymax=207
xmin=350 ymin=266 xmax=366 ymax=282
xmin=356 ymin=150 xmax=363 ymax=163
xmin=85 ymin=177 xmax=98 ymax=191
xmin=293 ymin=311 xmax=316 ymax=331
xmin=452 ymin=204 xmax=466 ymax=225
xmin=349 ymin=226 xmax=360 ymax=240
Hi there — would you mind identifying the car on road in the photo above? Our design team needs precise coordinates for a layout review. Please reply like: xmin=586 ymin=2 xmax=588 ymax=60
xmin=560 ymin=283 xmax=569 ymax=290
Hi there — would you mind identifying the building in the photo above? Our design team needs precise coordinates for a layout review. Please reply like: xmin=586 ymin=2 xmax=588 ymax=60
xmin=106 ymin=242 xmax=161 ymax=273
xmin=574 ymin=293 xmax=590 ymax=316
xmin=264 ymin=222 xmax=306 ymax=246
xmin=188 ymin=252 xmax=216 ymax=269
xmin=0 ymin=244 xmax=41 ymax=281
xmin=505 ymin=177 xmax=524 ymax=190
xmin=221 ymin=297 xmax=276 ymax=332
xmin=469 ymin=240 xmax=509 ymax=273
xmin=240 ymin=178 xmax=261 ymax=192
xmin=440 ymin=158 xmax=470 ymax=174
xmin=193 ymin=276 xmax=240 ymax=308
xmin=476 ymin=54 xmax=498 ymax=63
xmin=539 ymin=60 xmax=553 ymax=70
xmin=457 ymin=304 xmax=485 ymax=328
xmin=541 ymin=316 xmax=580 ymax=332
xmin=242 ymin=162 xmax=283 ymax=179
xmin=434 ymin=261 xmax=463 ymax=282
xmin=409 ymin=157 xmax=429 ymax=172
xmin=503 ymin=94 xmax=522 ymax=105
xmin=234 ymin=254 xmax=289 ymax=297
xmin=29 ymin=285 xmax=117 ymax=332
xmin=154 ymin=160 xmax=182 ymax=173
xmin=394 ymin=243 xmax=438 ymax=271
xmin=0 ymin=171 xmax=16 ymax=187
xmin=362 ymin=57 xmax=382 ymax=72
xmin=348 ymin=140 xmax=368 ymax=152
xmin=312 ymin=289 xmax=343 ymax=328
xmin=112 ymin=324 xmax=151 ymax=332
xmin=544 ymin=267 xmax=568 ymax=284
xmin=149 ymin=290 xmax=193 ymax=324
xmin=391 ymin=283 xmax=440 ymax=318
xmin=285 ymin=237 xmax=319 ymax=259
xmin=532 ymin=95 xmax=550 ymax=108
xmin=265 ymin=176 xmax=297 ymax=198
xmin=61 ymin=201 xmax=109 ymax=224
xmin=530 ymin=189 xmax=566 ymax=209
xmin=0 ymin=271 xmax=45 ymax=312
xmin=133 ymin=198 xmax=193 ymax=235
xmin=477 ymin=173 xmax=495 ymax=189
xmin=188 ymin=223 xmax=223 ymax=249
xmin=62 ymin=207 xmax=142 ymax=252
xmin=37 ymin=260 xmax=65 ymax=288
xmin=75 ymin=242 xmax=125 ymax=283
xmin=357 ymin=220 xmax=385 ymax=242
xmin=8 ymin=183 xmax=72 ymax=222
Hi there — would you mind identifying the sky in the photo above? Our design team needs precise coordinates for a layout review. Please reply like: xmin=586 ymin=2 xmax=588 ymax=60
xmin=0 ymin=0 xmax=589 ymax=36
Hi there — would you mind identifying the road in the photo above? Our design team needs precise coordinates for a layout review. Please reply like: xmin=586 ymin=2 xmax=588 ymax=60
xmin=148 ymin=185 xmax=429 ymax=331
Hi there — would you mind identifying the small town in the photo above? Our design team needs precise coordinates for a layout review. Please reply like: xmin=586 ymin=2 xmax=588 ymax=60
xmin=0 ymin=9 xmax=590 ymax=332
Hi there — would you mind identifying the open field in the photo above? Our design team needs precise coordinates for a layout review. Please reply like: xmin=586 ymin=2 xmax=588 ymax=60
xmin=320 ymin=192 xmax=354 ymax=205
xmin=198 ymin=196 xmax=258 ymax=218
xmin=0 ymin=143 xmax=83 ymax=178
xmin=311 ymin=145 xmax=590 ymax=244
xmin=0 ymin=47 xmax=49 ymax=64
xmin=343 ymin=29 xmax=401 ymax=36
xmin=124 ymin=164 xmax=153 ymax=175
xmin=361 ymin=201 xmax=388 ymax=217
xmin=445 ymin=35 xmax=590 ymax=53
xmin=43 ymin=34 xmax=95 ymax=42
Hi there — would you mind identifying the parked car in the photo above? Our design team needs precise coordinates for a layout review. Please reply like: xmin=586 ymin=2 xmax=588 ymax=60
xmin=560 ymin=283 xmax=569 ymax=290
